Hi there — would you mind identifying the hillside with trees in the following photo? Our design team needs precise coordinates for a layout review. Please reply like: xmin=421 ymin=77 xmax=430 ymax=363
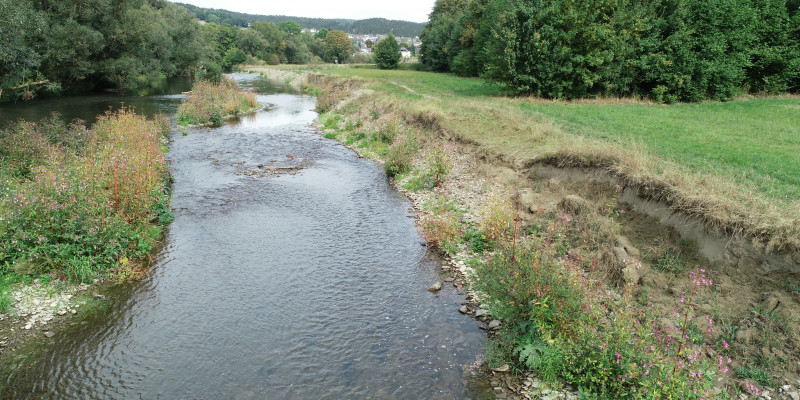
xmin=1 ymin=0 xmax=379 ymax=101
xmin=176 ymin=3 xmax=425 ymax=37
xmin=420 ymin=0 xmax=800 ymax=102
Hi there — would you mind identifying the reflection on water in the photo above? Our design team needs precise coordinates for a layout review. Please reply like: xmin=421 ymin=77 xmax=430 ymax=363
xmin=0 ymin=77 xmax=194 ymax=126
xmin=0 ymin=74 xmax=489 ymax=399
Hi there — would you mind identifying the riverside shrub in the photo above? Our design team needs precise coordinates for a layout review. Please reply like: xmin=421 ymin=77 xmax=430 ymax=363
xmin=417 ymin=210 xmax=461 ymax=255
xmin=176 ymin=77 xmax=257 ymax=126
xmin=474 ymin=219 xmax=729 ymax=398
xmin=0 ymin=110 xmax=172 ymax=282
xmin=479 ymin=191 xmax=516 ymax=245
xmin=384 ymin=135 xmax=419 ymax=177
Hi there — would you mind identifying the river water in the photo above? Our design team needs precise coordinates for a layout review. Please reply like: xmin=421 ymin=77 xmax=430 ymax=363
xmin=1 ymin=74 xmax=488 ymax=399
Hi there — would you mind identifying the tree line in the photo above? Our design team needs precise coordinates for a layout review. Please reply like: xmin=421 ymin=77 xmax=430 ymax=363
xmin=0 ymin=0 xmax=367 ymax=100
xmin=420 ymin=0 xmax=800 ymax=102
xmin=177 ymin=3 xmax=426 ymax=37
xmin=1 ymin=0 xmax=215 ymax=100
xmin=211 ymin=23 xmax=357 ymax=67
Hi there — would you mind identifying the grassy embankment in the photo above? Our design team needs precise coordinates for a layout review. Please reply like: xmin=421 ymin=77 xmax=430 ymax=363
xmin=0 ymin=111 xmax=174 ymax=311
xmin=258 ymin=64 xmax=800 ymax=398
xmin=315 ymin=66 xmax=800 ymax=250
xmin=177 ymin=77 xmax=258 ymax=126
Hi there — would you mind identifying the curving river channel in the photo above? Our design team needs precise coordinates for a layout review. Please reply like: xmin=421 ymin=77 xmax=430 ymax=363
xmin=1 ymin=74 xmax=488 ymax=399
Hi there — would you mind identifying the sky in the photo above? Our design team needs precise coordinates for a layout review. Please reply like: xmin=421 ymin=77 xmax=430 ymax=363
xmin=174 ymin=0 xmax=436 ymax=23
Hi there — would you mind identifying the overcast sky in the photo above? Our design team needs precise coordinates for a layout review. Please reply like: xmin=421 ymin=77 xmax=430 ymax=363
xmin=174 ymin=0 xmax=435 ymax=23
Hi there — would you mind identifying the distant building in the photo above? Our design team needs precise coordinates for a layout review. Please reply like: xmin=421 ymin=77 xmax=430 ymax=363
xmin=400 ymin=47 xmax=411 ymax=58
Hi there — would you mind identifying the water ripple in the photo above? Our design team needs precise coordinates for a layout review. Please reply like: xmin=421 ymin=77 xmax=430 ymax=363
xmin=1 ymin=75 xmax=487 ymax=400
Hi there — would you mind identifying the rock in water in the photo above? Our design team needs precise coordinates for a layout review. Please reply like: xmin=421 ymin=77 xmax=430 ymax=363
xmin=428 ymin=282 xmax=443 ymax=292
xmin=491 ymin=364 xmax=510 ymax=372
xmin=459 ymin=305 xmax=468 ymax=314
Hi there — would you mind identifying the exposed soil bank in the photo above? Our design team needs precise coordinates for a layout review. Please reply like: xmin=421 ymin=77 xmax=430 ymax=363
xmin=528 ymin=164 xmax=800 ymax=275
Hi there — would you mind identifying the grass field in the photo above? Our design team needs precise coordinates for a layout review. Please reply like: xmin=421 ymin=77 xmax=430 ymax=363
xmin=520 ymin=98 xmax=800 ymax=201
xmin=256 ymin=64 xmax=800 ymax=249
xmin=310 ymin=65 xmax=800 ymax=201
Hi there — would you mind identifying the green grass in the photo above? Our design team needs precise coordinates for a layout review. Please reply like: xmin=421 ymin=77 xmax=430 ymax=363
xmin=737 ymin=365 xmax=773 ymax=386
xmin=0 ymin=274 xmax=23 ymax=313
xmin=292 ymin=64 xmax=800 ymax=202
xmin=654 ymin=248 xmax=686 ymax=274
xmin=518 ymin=98 xmax=800 ymax=201
xmin=258 ymin=64 xmax=800 ymax=248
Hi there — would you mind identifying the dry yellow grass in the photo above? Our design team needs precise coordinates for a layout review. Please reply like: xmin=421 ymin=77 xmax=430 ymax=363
xmin=253 ymin=65 xmax=800 ymax=253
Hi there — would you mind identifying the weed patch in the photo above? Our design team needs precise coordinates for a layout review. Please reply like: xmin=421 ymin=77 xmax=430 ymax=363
xmin=385 ymin=135 xmax=419 ymax=177
xmin=472 ymin=218 xmax=730 ymax=398
xmin=416 ymin=209 xmax=461 ymax=256
xmin=1 ymin=110 xmax=172 ymax=285
xmin=176 ymin=77 xmax=257 ymax=126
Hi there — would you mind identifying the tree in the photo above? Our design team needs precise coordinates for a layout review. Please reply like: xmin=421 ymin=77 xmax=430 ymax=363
xmin=1 ymin=0 xmax=215 ymax=99
xmin=284 ymin=36 xmax=311 ymax=64
xmin=309 ymin=38 xmax=326 ymax=59
xmin=314 ymin=28 xmax=329 ymax=40
xmin=0 ymin=0 xmax=50 ymax=99
xmin=222 ymin=47 xmax=247 ymax=71
xmin=375 ymin=33 xmax=401 ymax=69
xmin=279 ymin=20 xmax=302 ymax=36
xmin=420 ymin=0 xmax=468 ymax=72
xmin=324 ymin=30 xmax=352 ymax=63
xmin=251 ymin=21 xmax=284 ymax=61
xmin=238 ymin=28 xmax=270 ymax=60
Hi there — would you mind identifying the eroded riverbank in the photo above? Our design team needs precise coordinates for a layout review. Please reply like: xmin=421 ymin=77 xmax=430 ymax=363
xmin=286 ymin=66 xmax=800 ymax=400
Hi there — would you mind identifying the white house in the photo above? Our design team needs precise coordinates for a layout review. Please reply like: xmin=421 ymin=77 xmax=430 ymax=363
xmin=400 ymin=47 xmax=411 ymax=58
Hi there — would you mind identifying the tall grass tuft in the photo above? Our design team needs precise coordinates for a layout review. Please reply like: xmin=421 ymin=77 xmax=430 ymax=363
xmin=176 ymin=77 xmax=258 ymax=126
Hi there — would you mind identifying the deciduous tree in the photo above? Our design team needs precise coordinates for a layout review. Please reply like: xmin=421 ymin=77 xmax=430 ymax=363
xmin=375 ymin=33 xmax=401 ymax=69
xmin=324 ymin=30 xmax=352 ymax=63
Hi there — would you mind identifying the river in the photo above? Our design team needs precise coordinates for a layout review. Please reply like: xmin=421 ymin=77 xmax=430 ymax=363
xmin=0 ymin=74 xmax=489 ymax=399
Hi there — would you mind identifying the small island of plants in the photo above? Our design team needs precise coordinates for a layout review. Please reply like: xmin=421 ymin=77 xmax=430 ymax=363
xmin=176 ymin=77 xmax=259 ymax=126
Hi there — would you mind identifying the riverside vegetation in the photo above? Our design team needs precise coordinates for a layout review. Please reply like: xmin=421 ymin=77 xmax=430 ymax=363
xmin=257 ymin=64 xmax=800 ymax=398
xmin=176 ymin=77 xmax=259 ymax=126
xmin=2 ymin=0 xmax=398 ymax=101
xmin=0 ymin=110 xmax=173 ymax=312
xmin=1 ymin=76 xmax=258 ymax=310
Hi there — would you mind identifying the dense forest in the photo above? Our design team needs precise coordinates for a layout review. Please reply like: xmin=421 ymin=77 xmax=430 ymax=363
xmin=176 ymin=3 xmax=426 ymax=37
xmin=1 ymin=0 xmax=218 ymax=100
xmin=420 ymin=0 xmax=800 ymax=102
xmin=0 ymin=0 xmax=378 ymax=101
